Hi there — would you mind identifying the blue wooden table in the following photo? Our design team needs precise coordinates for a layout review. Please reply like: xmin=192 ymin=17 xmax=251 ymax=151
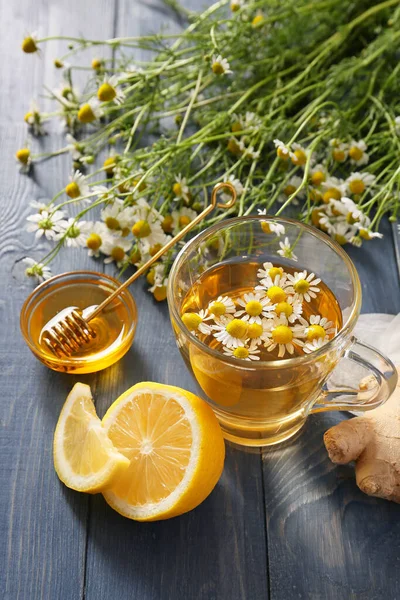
xmin=1 ymin=1 xmax=400 ymax=598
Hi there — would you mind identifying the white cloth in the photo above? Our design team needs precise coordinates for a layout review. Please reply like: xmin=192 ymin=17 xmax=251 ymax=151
xmin=354 ymin=313 xmax=400 ymax=365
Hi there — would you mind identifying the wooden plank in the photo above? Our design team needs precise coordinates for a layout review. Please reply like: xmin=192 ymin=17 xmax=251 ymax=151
xmin=263 ymin=221 xmax=400 ymax=600
xmin=0 ymin=0 xmax=115 ymax=597
xmin=83 ymin=1 xmax=269 ymax=598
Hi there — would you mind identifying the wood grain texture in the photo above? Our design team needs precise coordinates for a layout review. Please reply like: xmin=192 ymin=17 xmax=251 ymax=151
xmin=263 ymin=218 xmax=400 ymax=600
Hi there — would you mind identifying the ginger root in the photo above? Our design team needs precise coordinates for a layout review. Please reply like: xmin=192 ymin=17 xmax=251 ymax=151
xmin=324 ymin=367 xmax=400 ymax=502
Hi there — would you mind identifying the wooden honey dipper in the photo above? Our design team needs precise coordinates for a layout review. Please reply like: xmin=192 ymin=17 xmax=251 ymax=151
xmin=41 ymin=182 xmax=237 ymax=357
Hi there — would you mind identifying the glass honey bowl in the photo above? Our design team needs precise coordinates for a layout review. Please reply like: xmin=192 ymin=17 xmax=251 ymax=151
xmin=20 ymin=271 xmax=137 ymax=374
xmin=167 ymin=216 xmax=397 ymax=447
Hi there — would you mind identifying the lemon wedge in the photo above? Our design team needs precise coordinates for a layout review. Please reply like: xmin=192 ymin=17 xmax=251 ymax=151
xmin=102 ymin=382 xmax=225 ymax=521
xmin=53 ymin=383 xmax=130 ymax=493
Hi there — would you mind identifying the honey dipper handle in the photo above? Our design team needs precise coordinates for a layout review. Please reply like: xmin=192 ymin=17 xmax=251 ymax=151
xmin=86 ymin=182 xmax=236 ymax=322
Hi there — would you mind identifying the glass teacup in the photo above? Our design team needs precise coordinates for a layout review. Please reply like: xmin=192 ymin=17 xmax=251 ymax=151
xmin=167 ymin=216 xmax=398 ymax=447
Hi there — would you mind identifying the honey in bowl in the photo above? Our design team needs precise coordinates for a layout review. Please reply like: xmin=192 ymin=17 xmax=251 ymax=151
xmin=20 ymin=271 xmax=137 ymax=373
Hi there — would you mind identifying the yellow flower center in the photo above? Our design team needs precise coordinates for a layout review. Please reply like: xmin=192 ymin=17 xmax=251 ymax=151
xmin=227 ymin=138 xmax=242 ymax=155
xmin=332 ymin=149 xmax=346 ymax=162
xmin=231 ymin=121 xmax=242 ymax=133
xmin=283 ymin=184 xmax=296 ymax=196
xmin=98 ymin=83 xmax=116 ymax=102
xmin=267 ymin=286 xmax=286 ymax=303
xmin=54 ymin=59 xmax=64 ymax=69
xmin=312 ymin=208 xmax=323 ymax=227
xmin=231 ymin=1 xmax=240 ymax=12
xmin=16 ymin=148 xmax=30 ymax=164
xmin=261 ymin=222 xmax=272 ymax=234
xmin=111 ymin=247 xmax=125 ymax=262
xmin=153 ymin=286 xmax=167 ymax=302
xmin=276 ymin=301 xmax=293 ymax=318
xmin=245 ymin=300 xmax=263 ymax=316
xmin=277 ymin=146 xmax=289 ymax=160
xmin=252 ymin=14 xmax=264 ymax=27
xmin=268 ymin=267 xmax=283 ymax=280
xmin=146 ymin=269 xmax=155 ymax=285
xmin=86 ymin=233 xmax=102 ymax=250
xmin=91 ymin=58 xmax=103 ymax=70
xmin=310 ymin=189 xmax=323 ymax=203
xmin=130 ymin=248 xmax=141 ymax=264
xmin=149 ymin=243 xmax=163 ymax=257
xmin=294 ymin=279 xmax=310 ymax=294
xmin=65 ymin=182 xmax=81 ymax=198
xmin=349 ymin=146 xmax=363 ymax=161
xmin=346 ymin=213 xmax=358 ymax=225
xmin=209 ymin=301 xmax=226 ymax=317
xmin=22 ymin=36 xmax=38 ymax=53
xmin=103 ymin=156 xmax=117 ymax=175
xmin=132 ymin=220 xmax=151 ymax=238
xmin=307 ymin=324 xmax=326 ymax=341
xmin=359 ymin=228 xmax=372 ymax=240
xmin=349 ymin=179 xmax=365 ymax=195
xmin=179 ymin=215 xmax=191 ymax=228
xmin=133 ymin=179 xmax=147 ymax=192
xmin=172 ymin=182 xmax=182 ymax=196
xmin=322 ymin=188 xmax=341 ymax=203
xmin=272 ymin=325 xmax=293 ymax=344
xmin=78 ymin=103 xmax=96 ymax=123
xmin=291 ymin=149 xmax=307 ymax=166
xmin=233 ymin=347 xmax=250 ymax=359
xmin=212 ymin=62 xmax=224 ymax=75
xmin=311 ymin=171 xmax=325 ymax=186
xmin=121 ymin=227 xmax=130 ymax=237
xmin=105 ymin=216 xmax=120 ymax=230
xmin=24 ymin=112 xmax=33 ymax=124
xmin=248 ymin=323 xmax=263 ymax=339
xmin=226 ymin=319 xmax=248 ymax=339
xmin=182 ymin=312 xmax=202 ymax=331
xmin=335 ymin=234 xmax=347 ymax=245
xmin=162 ymin=215 xmax=173 ymax=233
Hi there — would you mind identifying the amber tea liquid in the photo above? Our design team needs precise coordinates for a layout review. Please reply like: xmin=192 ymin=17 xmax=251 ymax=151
xmin=178 ymin=261 xmax=343 ymax=445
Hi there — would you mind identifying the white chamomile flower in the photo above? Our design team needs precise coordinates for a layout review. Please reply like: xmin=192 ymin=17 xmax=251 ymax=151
xmin=65 ymin=134 xmax=88 ymax=161
xmin=65 ymin=171 xmax=90 ymax=201
xmin=223 ymin=340 xmax=261 ymax=361
xmin=274 ymin=139 xmax=295 ymax=161
xmin=77 ymin=97 xmax=103 ymax=123
xmin=211 ymin=55 xmax=232 ymax=75
xmin=330 ymin=139 xmax=349 ymax=162
xmin=263 ymin=314 xmax=305 ymax=358
xmin=212 ymin=316 xmax=249 ymax=349
xmin=291 ymin=142 xmax=314 ymax=167
xmin=172 ymin=174 xmax=191 ymax=203
xmin=256 ymin=271 xmax=291 ymax=305
xmin=346 ymin=172 xmax=376 ymax=196
xmin=304 ymin=314 xmax=336 ymax=340
xmin=303 ymin=337 xmax=329 ymax=354
xmin=56 ymin=218 xmax=92 ymax=248
xmin=274 ymin=294 xmax=303 ymax=323
xmin=322 ymin=176 xmax=347 ymax=201
xmin=285 ymin=270 xmax=321 ymax=302
xmin=181 ymin=309 xmax=212 ymax=336
xmin=102 ymin=235 xmax=132 ymax=266
xmin=171 ymin=207 xmax=197 ymax=235
xmin=243 ymin=145 xmax=260 ymax=160
xmin=84 ymin=221 xmax=110 ymax=257
xmin=222 ymin=174 xmax=243 ymax=202
xmin=257 ymin=262 xmax=285 ymax=282
xmin=277 ymin=237 xmax=298 ymax=262
xmin=97 ymin=75 xmax=125 ymax=105
xmin=257 ymin=215 xmax=286 ymax=236
xmin=30 ymin=200 xmax=52 ymax=213
xmin=395 ymin=116 xmax=400 ymax=135
xmin=348 ymin=140 xmax=369 ymax=166
xmin=16 ymin=147 xmax=31 ymax=173
xmin=235 ymin=291 xmax=276 ymax=324
xmin=331 ymin=221 xmax=356 ymax=245
xmin=230 ymin=0 xmax=243 ymax=11
xmin=131 ymin=202 xmax=169 ymax=252
xmin=279 ymin=175 xmax=304 ymax=204
xmin=101 ymin=199 xmax=135 ymax=234
xmin=208 ymin=296 xmax=236 ymax=320
xmin=244 ymin=112 xmax=262 ymax=131
xmin=340 ymin=197 xmax=367 ymax=222
xmin=24 ymin=100 xmax=45 ymax=135
xmin=310 ymin=163 xmax=328 ymax=186
xmin=22 ymin=257 xmax=52 ymax=283
xmin=355 ymin=225 xmax=383 ymax=240
xmin=26 ymin=209 xmax=65 ymax=240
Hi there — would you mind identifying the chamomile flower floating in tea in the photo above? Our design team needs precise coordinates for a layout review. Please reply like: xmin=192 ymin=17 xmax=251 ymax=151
xmin=180 ymin=261 xmax=342 ymax=361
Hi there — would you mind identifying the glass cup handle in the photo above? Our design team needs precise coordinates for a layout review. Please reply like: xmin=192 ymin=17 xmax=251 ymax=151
xmin=311 ymin=337 xmax=398 ymax=413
